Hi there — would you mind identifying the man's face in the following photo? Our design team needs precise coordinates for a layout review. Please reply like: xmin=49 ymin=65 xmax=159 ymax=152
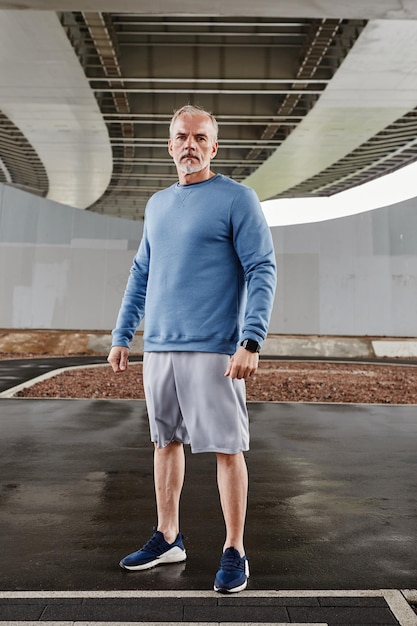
xmin=168 ymin=113 xmax=218 ymax=179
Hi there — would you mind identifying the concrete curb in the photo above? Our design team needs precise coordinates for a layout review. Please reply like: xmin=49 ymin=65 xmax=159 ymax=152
xmin=0 ymin=363 xmax=109 ymax=399
xmin=1 ymin=331 xmax=417 ymax=359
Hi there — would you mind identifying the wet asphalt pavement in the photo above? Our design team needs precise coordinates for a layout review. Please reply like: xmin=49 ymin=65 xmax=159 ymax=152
xmin=1 ymin=395 xmax=417 ymax=591
xmin=1 ymin=358 xmax=417 ymax=625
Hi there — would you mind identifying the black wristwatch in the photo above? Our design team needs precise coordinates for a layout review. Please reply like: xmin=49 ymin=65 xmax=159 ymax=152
xmin=240 ymin=339 xmax=261 ymax=353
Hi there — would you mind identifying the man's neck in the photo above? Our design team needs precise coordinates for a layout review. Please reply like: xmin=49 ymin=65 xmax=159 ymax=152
xmin=177 ymin=169 xmax=216 ymax=186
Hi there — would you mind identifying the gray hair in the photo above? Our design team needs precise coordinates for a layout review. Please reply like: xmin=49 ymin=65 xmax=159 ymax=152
xmin=169 ymin=104 xmax=218 ymax=141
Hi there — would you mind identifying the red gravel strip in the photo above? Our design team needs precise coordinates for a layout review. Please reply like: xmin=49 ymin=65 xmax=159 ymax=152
xmin=11 ymin=360 xmax=417 ymax=404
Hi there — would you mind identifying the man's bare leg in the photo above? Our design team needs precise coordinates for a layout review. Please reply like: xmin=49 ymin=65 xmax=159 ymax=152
xmin=154 ymin=441 xmax=185 ymax=544
xmin=216 ymin=451 xmax=248 ymax=556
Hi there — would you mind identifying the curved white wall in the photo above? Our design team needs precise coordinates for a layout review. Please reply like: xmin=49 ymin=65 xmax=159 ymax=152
xmin=0 ymin=183 xmax=141 ymax=330
xmin=0 ymin=181 xmax=416 ymax=336
xmin=269 ymin=199 xmax=417 ymax=336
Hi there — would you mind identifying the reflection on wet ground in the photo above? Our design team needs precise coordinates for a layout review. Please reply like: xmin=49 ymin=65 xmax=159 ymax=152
xmin=1 ymin=398 xmax=417 ymax=591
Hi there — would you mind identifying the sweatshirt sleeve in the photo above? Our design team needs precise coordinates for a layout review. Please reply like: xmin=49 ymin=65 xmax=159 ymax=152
xmin=111 ymin=223 xmax=150 ymax=348
xmin=230 ymin=187 xmax=277 ymax=346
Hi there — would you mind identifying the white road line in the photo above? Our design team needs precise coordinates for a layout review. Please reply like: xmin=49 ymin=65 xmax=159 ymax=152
xmin=0 ymin=588 xmax=411 ymax=599
xmin=384 ymin=590 xmax=417 ymax=626
xmin=0 ymin=363 xmax=109 ymax=398
xmin=0 ymin=623 xmax=328 ymax=626
xmin=0 ymin=623 xmax=329 ymax=626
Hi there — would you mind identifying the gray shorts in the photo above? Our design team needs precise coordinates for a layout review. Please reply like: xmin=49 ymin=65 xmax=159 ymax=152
xmin=143 ymin=352 xmax=249 ymax=454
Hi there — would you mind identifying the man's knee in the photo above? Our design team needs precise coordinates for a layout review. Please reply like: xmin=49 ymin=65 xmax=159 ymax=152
xmin=216 ymin=451 xmax=245 ymax=466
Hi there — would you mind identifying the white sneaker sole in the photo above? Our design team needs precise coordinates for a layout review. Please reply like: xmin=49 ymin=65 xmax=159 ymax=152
xmin=214 ymin=559 xmax=250 ymax=593
xmin=119 ymin=546 xmax=186 ymax=571
xmin=214 ymin=577 xmax=248 ymax=593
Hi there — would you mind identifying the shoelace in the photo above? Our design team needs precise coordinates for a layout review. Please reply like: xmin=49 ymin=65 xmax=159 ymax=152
xmin=220 ymin=550 xmax=244 ymax=572
xmin=141 ymin=532 xmax=168 ymax=555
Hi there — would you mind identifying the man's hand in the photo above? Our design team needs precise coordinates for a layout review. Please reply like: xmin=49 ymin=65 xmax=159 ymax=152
xmin=224 ymin=346 xmax=259 ymax=380
xmin=107 ymin=346 xmax=129 ymax=373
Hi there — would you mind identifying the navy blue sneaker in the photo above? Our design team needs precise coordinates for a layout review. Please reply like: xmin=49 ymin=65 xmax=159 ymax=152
xmin=119 ymin=530 xmax=186 ymax=571
xmin=214 ymin=547 xmax=249 ymax=593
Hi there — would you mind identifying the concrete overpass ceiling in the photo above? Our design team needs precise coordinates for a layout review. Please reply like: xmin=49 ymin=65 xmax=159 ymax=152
xmin=0 ymin=111 xmax=48 ymax=196
xmin=2 ymin=1 xmax=417 ymax=19
xmin=246 ymin=19 xmax=417 ymax=200
xmin=0 ymin=11 xmax=112 ymax=209
xmin=74 ymin=12 xmax=365 ymax=218
xmin=0 ymin=1 xmax=417 ymax=220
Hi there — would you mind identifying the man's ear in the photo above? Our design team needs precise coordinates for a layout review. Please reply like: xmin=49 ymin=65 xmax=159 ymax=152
xmin=211 ymin=141 xmax=219 ymax=159
xmin=168 ymin=139 xmax=173 ymax=156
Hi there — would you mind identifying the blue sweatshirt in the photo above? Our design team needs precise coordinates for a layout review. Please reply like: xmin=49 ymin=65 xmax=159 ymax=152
xmin=112 ymin=174 xmax=276 ymax=354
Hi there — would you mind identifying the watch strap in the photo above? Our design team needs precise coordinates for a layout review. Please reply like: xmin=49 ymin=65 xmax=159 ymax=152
xmin=240 ymin=338 xmax=261 ymax=353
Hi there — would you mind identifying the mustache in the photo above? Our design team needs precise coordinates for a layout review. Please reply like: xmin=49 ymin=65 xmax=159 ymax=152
xmin=181 ymin=152 xmax=199 ymax=161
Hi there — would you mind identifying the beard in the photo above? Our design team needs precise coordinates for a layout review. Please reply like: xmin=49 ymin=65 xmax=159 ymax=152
xmin=176 ymin=154 xmax=209 ymax=175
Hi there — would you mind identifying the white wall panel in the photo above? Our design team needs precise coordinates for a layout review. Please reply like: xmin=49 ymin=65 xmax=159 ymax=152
xmin=319 ymin=255 xmax=357 ymax=334
xmin=271 ymin=197 xmax=417 ymax=337
xmin=280 ymin=253 xmax=320 ymax=334
xmin=1 ymin=182 xmax=417 ymax=337
xmin=0 ymin=183 xmax=140 ymax=330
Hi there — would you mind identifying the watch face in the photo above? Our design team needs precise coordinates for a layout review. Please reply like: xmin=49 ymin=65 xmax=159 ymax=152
xmin=242 ymin=339 xmax=260 ymax=353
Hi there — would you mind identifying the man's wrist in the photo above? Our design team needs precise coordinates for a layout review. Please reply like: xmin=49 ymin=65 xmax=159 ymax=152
xmin=240 ymin=338 xmax=261 ymax=353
